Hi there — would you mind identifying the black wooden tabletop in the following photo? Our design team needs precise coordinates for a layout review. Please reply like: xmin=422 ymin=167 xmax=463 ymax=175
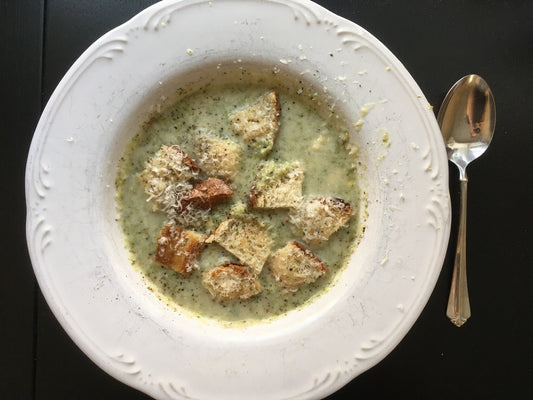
xmin=2 ymin=1 xmax=532 ymax=399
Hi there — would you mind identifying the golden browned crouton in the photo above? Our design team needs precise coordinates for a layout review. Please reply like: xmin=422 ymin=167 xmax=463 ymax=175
xmin=268 ymin=241 xmax=328 ymax=292
xmin=289 ymin=196 xmax=352 ymax=244
xmin=206 ymin=215 xmax=272 ymax=274
xmin=138 ymin=145 xmax=199 ymax=209
xmin=196 ymin=135 xmax=242 ymax=181
xmin=155 ymin=224 xmax=206 ymax=276
xmin=229 ymin=91 xmax=281 ymax=154
xmin=202 ymin=264 xmax=261 ymax=301
xmin=248 ymin=161 xmax=304 ymax=209
xmin=179 ymin=178 xmax=233 ymax=211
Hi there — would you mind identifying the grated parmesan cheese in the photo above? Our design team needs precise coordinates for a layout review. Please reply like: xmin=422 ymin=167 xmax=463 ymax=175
xmin=289 ymin=196 xmax=352 ymax=244
xmin=195 ymin=134 xmax=241 ymax=181
xmin=138 ymin=145 xmax=199 ymax=211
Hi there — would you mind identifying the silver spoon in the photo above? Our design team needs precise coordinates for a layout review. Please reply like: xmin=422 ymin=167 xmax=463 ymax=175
xmin=437 ymin=74 xmax=496 ymax=327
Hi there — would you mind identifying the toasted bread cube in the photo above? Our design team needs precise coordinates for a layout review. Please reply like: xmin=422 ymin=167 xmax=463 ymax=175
xmin=196 ymin=135 xmax=241 ymax=181
xmin=207 ymin=215 xmax=272 ymax=274
xmin=160 ymin=177 xmax=232 ymax=227
xmin=179 ymin=178 xmax=233 ymax=211
xmin=155 ymin=224 xmax=205 ymax=276
xmin=203 ymin=264 xmax=261 ymax=301
xmin=169 ymin=178 xmax=233 ymax=227
xmin=248 ymin=161 xmax=304 ymax=209
xmin=139 ymin=145 xmax=199 ymax=208
xmin=289 ymin=196 xmax=353 ymax=244
xmin=268 ymin=241 xmax=328 ymax=292
xmin=229 ymin=91 xmax=280 ymax=154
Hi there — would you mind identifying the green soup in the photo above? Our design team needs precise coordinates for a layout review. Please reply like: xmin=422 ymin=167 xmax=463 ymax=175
xmin=115 ymin=78 xmax=362 ymax=324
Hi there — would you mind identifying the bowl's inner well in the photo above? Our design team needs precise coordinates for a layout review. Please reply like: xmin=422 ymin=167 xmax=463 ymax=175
xmin=105 ymin=61 xmax=370 ymax=327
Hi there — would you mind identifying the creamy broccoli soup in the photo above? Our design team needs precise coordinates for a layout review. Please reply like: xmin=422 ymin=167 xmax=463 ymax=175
xmin=115 ymin=72 xmax=362 ymax=324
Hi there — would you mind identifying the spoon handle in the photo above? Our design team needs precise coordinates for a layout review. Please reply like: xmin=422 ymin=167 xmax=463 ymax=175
xmin=446 ymin=178 xmax=471 ymax=327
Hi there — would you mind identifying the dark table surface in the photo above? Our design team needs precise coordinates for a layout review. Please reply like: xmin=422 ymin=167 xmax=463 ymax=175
xmin=2 ymin=0 xmax=532 ymax=399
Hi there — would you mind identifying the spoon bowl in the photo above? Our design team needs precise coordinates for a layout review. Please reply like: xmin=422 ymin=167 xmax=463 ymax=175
xmin=438 ymin=75 xmax=496 ymax=177
xmin=437 ymin=74 xmax=496 ymax=326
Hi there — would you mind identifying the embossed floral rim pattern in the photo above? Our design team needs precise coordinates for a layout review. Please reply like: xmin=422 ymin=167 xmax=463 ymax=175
xmin=25 ymin=1 xmax=450 ymax=399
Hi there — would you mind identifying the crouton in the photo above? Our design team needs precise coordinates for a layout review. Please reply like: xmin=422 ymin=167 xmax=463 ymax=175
xmin=268 ymin=241 xmax=328 ymax=292
xmin=179 ymin=178 xmax=233 ymax=211
xmin=206 ymin=215 xmax=272 ymax=274
xmin=229 ymin=91 xmax=280 ymax=155
xmin=155 ymin=224 xmax=206 ymax=276
xmin=196 ymin=135 xmax=241 ymax=181
xmin=248 ymin=161 xmax=304 ymax=209
xmin=289 ymin=196 xmax=353 ymax=244
xmin=165 ymin=178 xmax=233 ymax=228
xmin=139 ymin=145 xmax=199 ymax=209
xmin=202 ymin=264 xmax=261 ymax=301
